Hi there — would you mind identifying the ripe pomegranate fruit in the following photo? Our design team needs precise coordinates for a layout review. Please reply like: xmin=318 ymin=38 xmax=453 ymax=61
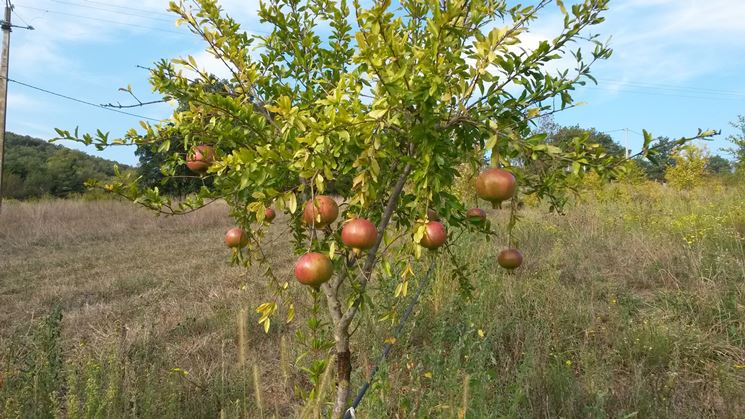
xmin=264 ymin=208 xmax=276 ymax=223
xmin=224 ymin=227 xmax=249 ymax=248
xmin=466 ymin=208 xmax=486 ymax=223
xmin=294 ymin=252 xmax=334 ymax=288
xmin=498 ymin=248 xmax=523 ymax=270
xmin=341 ymin=218 xmax=378 ymax=250
xmin=475 ymin=168 xmax=516 ymax=205
xmin=427 ymin=208 xmax=440 ymax=221
xmin=186 ymin=144 xmax=215 ymax=174
xmin=302 ymin=196 xmax=339 ymax=228
xmin=419 ymin=221 xmax=447 ymax=250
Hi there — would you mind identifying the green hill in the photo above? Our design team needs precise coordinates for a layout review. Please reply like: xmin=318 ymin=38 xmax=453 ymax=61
xmin=2 ymin=132 xmax=132 ymax=199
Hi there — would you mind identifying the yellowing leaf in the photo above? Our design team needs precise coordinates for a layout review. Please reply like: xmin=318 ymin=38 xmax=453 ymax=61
xmin=315 ymin=174 xmax=325 ymax=193
xmin=485 ymin=133 xmax=498 ymax=150
xmin=353 ymin=173 xmax=366 ymax=188
xmin=286 ymin=304 xmax=295 ymax=323
xmin=413 ymin=224 xmax=426 ymax=243
xmin=368 ymin=109 xmax=387 ymax=119
xmin=286 ymin=192 xmax=297 ymax=214
xmin=329 ymin=242 xmax=336 ymax=259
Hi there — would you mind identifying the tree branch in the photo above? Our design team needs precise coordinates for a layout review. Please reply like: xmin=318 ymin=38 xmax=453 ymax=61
xmin=339 ymin=163 xmax=412 ymax=328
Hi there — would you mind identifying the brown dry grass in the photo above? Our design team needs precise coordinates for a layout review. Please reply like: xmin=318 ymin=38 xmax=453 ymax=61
xmin=0 ymin=199 xmax=306 ymax=415
xmin=0 ymin=182 xmax=743 ymax=417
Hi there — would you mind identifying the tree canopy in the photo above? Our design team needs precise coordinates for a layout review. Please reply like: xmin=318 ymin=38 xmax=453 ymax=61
xmin=706 ymin=155 xmax=732 ymax=174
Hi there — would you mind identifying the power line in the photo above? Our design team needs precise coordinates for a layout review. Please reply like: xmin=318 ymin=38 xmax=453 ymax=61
xmin=585 ymin=85 xmax=745 ymax=102
xmin=48 ymin=0 xmax=176 ymax=24
xmin=6 ymin=77 xmax=163 ymax=121
xmin=601 ymin=128 xmax=643 ymax=136
xmin=17 ymin=4 xmax=273 ymax=37
xmin=78 ymin=0 xmax=274 ymax=36
xmin=82 ymin=0 xmax=173 ymax=17
xmin=597 ymin=78 xmax=745 ymax=98
xmin=16 ymin=5 xmax=187 ymax=35
xmin=72 ymin=0 xmax=274 ymax=37
xmin=11 ymin=6 xmax=32 ymax=28
xmin=627 ymin=128 xmax=643 ymax=136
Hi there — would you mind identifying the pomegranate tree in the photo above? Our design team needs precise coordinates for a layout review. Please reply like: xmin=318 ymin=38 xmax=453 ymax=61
xmin=53 ymin=0 xmax=717 ymax=416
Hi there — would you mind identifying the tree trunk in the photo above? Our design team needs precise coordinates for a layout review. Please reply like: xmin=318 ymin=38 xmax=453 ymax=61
xmin=332 ymin=330 xmax=351 ymax=419
xmin=326 ymin=164 xmax=412 ymax=417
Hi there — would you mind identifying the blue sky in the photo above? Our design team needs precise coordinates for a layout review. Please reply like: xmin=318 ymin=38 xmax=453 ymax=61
xmin=7 ymin=0 xmax=745 ymax=166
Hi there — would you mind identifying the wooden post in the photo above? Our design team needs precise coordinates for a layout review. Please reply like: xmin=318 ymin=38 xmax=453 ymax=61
xmin=0 ymin=2 xmax=12 ymax=212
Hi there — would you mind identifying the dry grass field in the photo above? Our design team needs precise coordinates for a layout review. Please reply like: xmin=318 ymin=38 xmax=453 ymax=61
xmin=1 ymin=181 xmax=744 ymax=418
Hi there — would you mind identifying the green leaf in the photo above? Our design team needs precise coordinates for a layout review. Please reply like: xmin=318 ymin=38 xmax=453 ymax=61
xmin=642 ymin=129 xmax=653 ymax=153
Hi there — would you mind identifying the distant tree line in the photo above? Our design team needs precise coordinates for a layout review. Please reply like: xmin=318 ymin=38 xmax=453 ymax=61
xmin=1 ymin=132 xmax=132 ymax=199
xmin=532 ymin=117 xmax=740 ymax=182
xmin=4 ymin=114 xmax=743 ymax=200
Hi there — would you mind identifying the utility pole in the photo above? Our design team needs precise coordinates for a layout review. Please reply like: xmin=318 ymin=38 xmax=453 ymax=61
xmin=0 ymin=0 xmax=32 ymax=213
xmin=624 ymin=128 xmax=630 ymax=159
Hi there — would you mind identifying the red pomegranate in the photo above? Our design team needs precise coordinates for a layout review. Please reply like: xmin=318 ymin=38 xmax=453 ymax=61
xmin=294 ymin=252 xmax=334 ymax=288
xmin=475 ymin=168 xmax=516 ymax=204
xmin=419 ymin=221 xmax=447 ymax=250
xmin=341 ymin=218 xmax=378 ymax=250
xmin=466 ymin=208 xmax=487 ymax=223
xmin=186 ymin=144 xmax=215 ymax=174
xmin=264 ymin=208 xmax=276 ymax=223
xmin=224 ymin=227 xmax=249 ymax=248
xmin=497 ymin=248 xmax=523 ymax=270
xmin=302 ymin=196 xmax=339 ymax=229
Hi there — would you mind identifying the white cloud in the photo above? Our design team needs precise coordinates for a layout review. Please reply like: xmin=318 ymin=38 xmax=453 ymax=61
xmin=485 ymin=0 xmax=745 ymax=105
xmin=7 ymin=119 xmax=54 ymax=140
xmin=7 ymin=92 xmax=43 ymax=110
xmin=9 ymin=0 xmax=264 ymax=77
xmin=181 ymin=49 xmax=235 ymax=80
xmin=594 ymin=0 xmax=745 ymax=82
